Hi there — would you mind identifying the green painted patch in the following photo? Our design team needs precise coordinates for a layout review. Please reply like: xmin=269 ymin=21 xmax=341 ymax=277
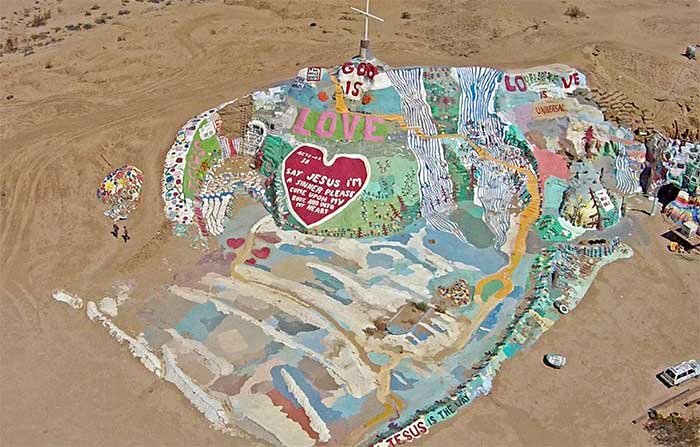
xmin=424 ymin=71 xmax=461 ymax=134
xmin=481 ymin=279 xmax=503 ymax=301
xmin=312 ymin=156 xmax=421 ymax=236
xmin=260 ymin=135 xmax=294 ymax=177
xmin=536 ymin=214 xmax=573 ymax=241
xmin=183 ymin=118 xmax=222 ymax=199
xmin=504 ymin=124 xmax=538 ymax=171
xmin=543 ymin=177 xmax=568 ymax=211
xmin=446 ymin=147 xmax=473 ymax=202
xmin=601 ymin=141 xmax=620 ymax=157
xmin=451 ymin=206 xmax=494 ymax=248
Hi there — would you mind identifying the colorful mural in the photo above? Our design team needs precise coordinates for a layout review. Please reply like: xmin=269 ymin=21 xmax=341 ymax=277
xmin=68 ymin=59 xmax=648 ymax=446
xmin=96 ymin=165 xmax=144 ymax=221
xmin=643 ymin=135 xmax=700 ymax=226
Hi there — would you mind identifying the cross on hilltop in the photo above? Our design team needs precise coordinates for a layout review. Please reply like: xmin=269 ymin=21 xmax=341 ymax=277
xmin=350 ymin=0 xmax=384 ymax=59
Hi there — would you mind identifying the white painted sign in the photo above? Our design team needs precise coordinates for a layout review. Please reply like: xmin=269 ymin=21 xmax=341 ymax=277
xmin=593 ymin=188 xmax=614 ymax=212
xmin=372 ymin=418 xmax=429 ymax=447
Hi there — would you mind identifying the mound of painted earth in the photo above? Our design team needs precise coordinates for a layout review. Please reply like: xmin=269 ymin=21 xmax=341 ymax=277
xmin=74 ymin=59 xmax=645 ymax=447
xmin=97 ymin=164 xmax=143 ymax=221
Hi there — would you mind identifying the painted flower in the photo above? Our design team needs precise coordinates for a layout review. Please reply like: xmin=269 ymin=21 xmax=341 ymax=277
xmin=318 ymin=91 xmax=329 ymax=102
xmin=362 ymin=94 xmax=372 ymax=105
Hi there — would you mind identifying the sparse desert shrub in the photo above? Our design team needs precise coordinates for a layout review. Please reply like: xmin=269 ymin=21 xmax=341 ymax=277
xmin=564 ymin=6 xmax=586 ymax=19
xmin=118 ymin=9 xmax=130 ymax=15
xmin=401 ymin=11 xmax=411 ymax=19
xmin=644 ymin=413 xmax=700 ymax=447
xmin=30 ymin=9 xmax=51 ymax=27
xmin=4 ymin=36 xmax=18 ymax=53
xmin=91 ymin=4 xmax=101 ymax=10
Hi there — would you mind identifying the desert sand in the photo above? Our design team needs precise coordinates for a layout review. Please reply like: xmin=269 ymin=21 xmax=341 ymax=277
xmin=1 ymin=0 xmax=698 ymax=446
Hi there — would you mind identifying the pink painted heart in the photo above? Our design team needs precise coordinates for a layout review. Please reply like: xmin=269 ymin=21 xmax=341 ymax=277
xmin=226 ymin=237 xmax=246 ymax=249
xmin=251 ymin=247 xmax=271 ymax=259
xmin=282 ymin=145 xmax=370 ymax=228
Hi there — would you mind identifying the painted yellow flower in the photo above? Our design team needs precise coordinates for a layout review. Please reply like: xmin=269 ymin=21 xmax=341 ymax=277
xmin=117 ymin=177 xmax=127 ymax=188
xmin=104 ymin=180 xmax=116 ymax=192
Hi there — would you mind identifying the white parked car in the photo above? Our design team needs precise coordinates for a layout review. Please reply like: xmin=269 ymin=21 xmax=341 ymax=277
xmin=658 ymin=359 xmax=699 ymax=387
xmin=544 ymin=353 xmax=567 ymax=369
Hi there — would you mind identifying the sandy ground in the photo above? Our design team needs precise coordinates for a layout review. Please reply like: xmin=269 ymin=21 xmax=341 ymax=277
xmin=1 ymin=0 xmax=699 ymax=446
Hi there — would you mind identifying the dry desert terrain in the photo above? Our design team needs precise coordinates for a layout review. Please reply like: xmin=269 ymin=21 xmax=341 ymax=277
xmin=1 ymin=0 xmax=699 ymax=446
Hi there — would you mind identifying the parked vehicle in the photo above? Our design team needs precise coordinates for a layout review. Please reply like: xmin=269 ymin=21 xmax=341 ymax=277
xmin=544 ymin=353 xmax=567 ymax=369
xmin=658 ymin=359 xmax=699 ymax=387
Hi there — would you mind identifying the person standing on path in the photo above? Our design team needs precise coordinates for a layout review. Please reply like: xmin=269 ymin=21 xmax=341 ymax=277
xmin=122 ymin=226 xmax=130 ymax=243
xmin=111 ymin=224 xmax=119 ymax=238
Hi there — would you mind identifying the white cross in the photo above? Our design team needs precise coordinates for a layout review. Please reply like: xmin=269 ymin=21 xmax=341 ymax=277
xmin=350 ymin=0 xmax=384 ymax=41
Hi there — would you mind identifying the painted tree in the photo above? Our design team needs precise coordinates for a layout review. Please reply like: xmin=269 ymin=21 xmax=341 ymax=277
xmin=388 ymin=203 xmax=402 ymax=221
xmin=571 ymin=196 xmax=590 ymax=227
xmin=397 ymin=195 xmax=407 ymax=213
xmin=582 ymin=126 xmax=596 ymax=158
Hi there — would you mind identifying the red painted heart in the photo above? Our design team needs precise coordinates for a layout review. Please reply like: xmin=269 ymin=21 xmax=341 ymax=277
xmin=226 ymin=237 xmax=246 ymax=249
xmin=252 ymin=247 xmax=271 ymax=259
xmin=282 ymin=144 xmax=370 ymax=228
xmin=244 ymin=258 xmax=257 ymax=265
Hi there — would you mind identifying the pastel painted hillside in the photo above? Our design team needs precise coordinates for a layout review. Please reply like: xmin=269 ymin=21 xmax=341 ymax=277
xmin=91 ymin=58 xmax=643 ymax=447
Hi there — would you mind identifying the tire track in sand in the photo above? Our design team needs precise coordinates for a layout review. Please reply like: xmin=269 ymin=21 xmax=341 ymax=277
xmin=174 ymin=13 xmax=224 ymax=59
